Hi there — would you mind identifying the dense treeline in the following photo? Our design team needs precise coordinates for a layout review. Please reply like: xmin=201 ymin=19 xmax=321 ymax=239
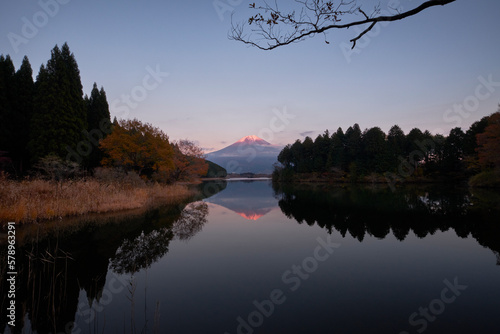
xmin=274 ymin=110 xmax=500 ymax=186
xmin=0 ymin=43 xmax=110 ymax=175
xmin=0 ymin=43 xmax=214 ymax=182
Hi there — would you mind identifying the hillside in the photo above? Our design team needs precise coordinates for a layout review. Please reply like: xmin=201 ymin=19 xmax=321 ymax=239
xmin=205 ymin=135 xmax=282 ymax=174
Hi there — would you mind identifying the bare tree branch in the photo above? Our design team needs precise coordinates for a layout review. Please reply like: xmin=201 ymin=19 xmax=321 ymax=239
xmin=350 ymin=21 xmax=376 ymax=49
xmin=230 ymin=0 xmax=456 ymax=50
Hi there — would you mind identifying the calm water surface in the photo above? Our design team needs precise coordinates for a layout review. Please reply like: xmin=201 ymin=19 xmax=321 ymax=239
xmin=1 ymin=180 xmax=500 ymax=334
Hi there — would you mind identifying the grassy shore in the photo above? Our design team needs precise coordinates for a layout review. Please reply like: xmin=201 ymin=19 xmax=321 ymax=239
xmin=0 ymin=175 xmax=195 ymax=224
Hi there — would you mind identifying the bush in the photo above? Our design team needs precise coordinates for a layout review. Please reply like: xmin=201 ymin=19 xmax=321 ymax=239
xmin=469 ymin=170 xmax=500 ymax=188
xmin=32 ymin=154 xmax=82 ymax=180
xmin=93 ymin=167 xmax=145 ymax=187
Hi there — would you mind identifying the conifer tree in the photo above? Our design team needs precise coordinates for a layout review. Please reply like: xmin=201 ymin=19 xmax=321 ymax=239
xmin=344 ymin=124 xmax=362 ymax=173
xmin=442 ymin=127 xmax=465 ymax=173
xmin=85 ymin=83 xmax=111 ymax=169
xmin=28 ymin=63 xmax=59 ymax=162
xmin=387 ymin=125 xmax=406 ymax=172
xmin=28 ymin=43 xmax=86 ymax=164
xmin=328 ymin=127 xmax=346 ymax=170
xmin=0 ymin=55 xmax=15 ymax=165
xmin=12 ymin=56 xmax=34 ymax=173
xmin=361 ymin=127 xmax=389 ymax=173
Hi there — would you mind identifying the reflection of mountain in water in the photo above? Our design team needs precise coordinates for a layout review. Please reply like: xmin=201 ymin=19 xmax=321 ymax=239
xmin=204 ymin=180 xmax=278 ymax=220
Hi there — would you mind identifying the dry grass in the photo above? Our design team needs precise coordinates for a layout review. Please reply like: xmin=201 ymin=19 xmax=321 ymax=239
xmin=0 ymin=175 xmax=194 ymax=224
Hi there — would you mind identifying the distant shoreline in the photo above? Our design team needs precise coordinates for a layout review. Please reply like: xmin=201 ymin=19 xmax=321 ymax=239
xmin=271 ymin=171 xmax=500 ymax=188
xmin=202 ymin=173 xmax=272 ymax=181
xmin=201 ymin=177 xmax=271 ymax=181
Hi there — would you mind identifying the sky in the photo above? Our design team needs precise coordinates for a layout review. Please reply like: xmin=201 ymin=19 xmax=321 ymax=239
xmin=1 ymin=0 xmax=500 ymax=152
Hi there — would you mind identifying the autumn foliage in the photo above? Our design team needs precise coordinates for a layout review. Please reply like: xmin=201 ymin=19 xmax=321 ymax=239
xmin=476 ymin=111 xmax=500 ymax=170
xmin=171 ymin=139 xmax=209 ymax=181
xmin=99 ymin=119 xmax=174 ymax=177
xmin=99 ymin=119 xmax=208 ymax=182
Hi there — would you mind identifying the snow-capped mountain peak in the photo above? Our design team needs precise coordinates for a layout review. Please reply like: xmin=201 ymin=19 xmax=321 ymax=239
xmin=205 ymin=135 xmax=283 ymax=174
xmin=235 ymin=135 xmax=271 ymax=145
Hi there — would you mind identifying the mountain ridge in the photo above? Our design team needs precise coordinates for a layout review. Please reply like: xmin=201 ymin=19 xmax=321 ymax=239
xmin=205 ymin=135 xmax=282 ymax=174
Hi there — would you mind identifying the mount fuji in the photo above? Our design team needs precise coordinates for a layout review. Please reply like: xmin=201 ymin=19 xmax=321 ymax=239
xmin=205 ymin=135 xmax=283 ymax=174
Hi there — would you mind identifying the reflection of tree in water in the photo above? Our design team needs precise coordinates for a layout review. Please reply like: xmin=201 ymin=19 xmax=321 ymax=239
xmin=0 ymin=235 xmax=110 ymax=333
xmin=494 ymin=251 xmax=500 ymax=266
xmin=273 ymin=183 xmax=500 ymax=259
xmin=172 ymin=202 xmax=209 ymax=241
xmin=110 ymin=202 xmax=208 ymax=274
xmin=110 ymin=228 xmax=174 ymax=274
xmin=0 ymin=202 xmax=209 ymax=331
xmin=0 ymin=183 xmax=221 ymax=333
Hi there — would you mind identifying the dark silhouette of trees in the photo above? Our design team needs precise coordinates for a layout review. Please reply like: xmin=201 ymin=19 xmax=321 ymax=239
xmin=387 ymin=125 xmax=406 ymax=171
xmin=28 ymin=43 xmax=87 ymax=164
xmin=477 ymin=111 xmax=500 ymax=170
xmin=0 ymin=44 xmax=116 ymax=178
xmin=0 ymin=44 xmax=208 ymax=181
xmin=274 ymin=110 xmax=500 ymax=185
xmin=85 ymin=83 xmax=111 ymax=169
xmin=0 ymin=55 xmax=34 ymax=174
xmin=0 ymin=43 xmax=114 ymax=176
xmin=442 ymin=127 xmax=465 ymax=173
xmin=329 ymin=127 xmax=346 ymax=170
xmin=361 ymin=126 xmax=389 ymax=173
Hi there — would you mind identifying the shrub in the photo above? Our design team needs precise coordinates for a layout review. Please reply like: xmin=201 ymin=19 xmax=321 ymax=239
xmin=469 ymin=170 xmax=500 ymax=188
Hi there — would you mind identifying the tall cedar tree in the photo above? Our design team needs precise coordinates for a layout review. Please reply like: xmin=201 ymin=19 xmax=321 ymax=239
xmin=442 ymin=127 xmax=465 ymax=173
xmin=85 ymin=83 xmax=111 ymax=169
xmin=0 ymin=55 xmax=16 ymax=172
xmin=387 ymin=125 xmax=406 ymax=170
xmin=28 ymin=43 xmax=86 ymax=163
xmin=12 ymin=56 xmax=34 ymax=173
xmin=0 ymin=55 xmax=34 ymax=175
xmin=329 ymin=127 xmax=346 ymax=170
xmin=362 ymin=127 xmax=390 ymax=173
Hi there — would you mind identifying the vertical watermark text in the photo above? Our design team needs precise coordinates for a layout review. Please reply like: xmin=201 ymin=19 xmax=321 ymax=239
xmin=6 ymin=222 xmax=17 ymax=327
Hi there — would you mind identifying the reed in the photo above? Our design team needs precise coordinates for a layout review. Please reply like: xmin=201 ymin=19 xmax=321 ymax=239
xmin=0 ymin=175 xmax=194 ymax=224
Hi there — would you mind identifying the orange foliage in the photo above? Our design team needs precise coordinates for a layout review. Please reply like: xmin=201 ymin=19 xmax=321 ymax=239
xmin=99 ymin=119 xmax=174 ymax=175
xmin=171 ymin=139 xmax=209 ymax=181
xmin=476 ymin=111 xmax=500 ymax=170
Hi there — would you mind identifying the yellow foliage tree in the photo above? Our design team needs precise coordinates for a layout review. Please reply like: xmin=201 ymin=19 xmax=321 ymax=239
xmin=99 ymin=119 xmax=174 ymax=177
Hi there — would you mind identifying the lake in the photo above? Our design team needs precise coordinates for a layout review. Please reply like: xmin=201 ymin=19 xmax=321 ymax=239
xmin=2 ymin=180 xmax=500 ymax=334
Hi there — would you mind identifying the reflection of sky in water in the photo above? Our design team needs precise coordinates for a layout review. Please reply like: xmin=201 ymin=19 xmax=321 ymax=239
xmin=204 ymin=180 xmax=279 ymax=220
xmin=62 ymin=183 xmax=500 ymax=333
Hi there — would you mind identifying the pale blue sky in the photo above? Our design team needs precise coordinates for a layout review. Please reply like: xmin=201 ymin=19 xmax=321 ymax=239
xmin=1 ymin=0 xmax=499 ymax=152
